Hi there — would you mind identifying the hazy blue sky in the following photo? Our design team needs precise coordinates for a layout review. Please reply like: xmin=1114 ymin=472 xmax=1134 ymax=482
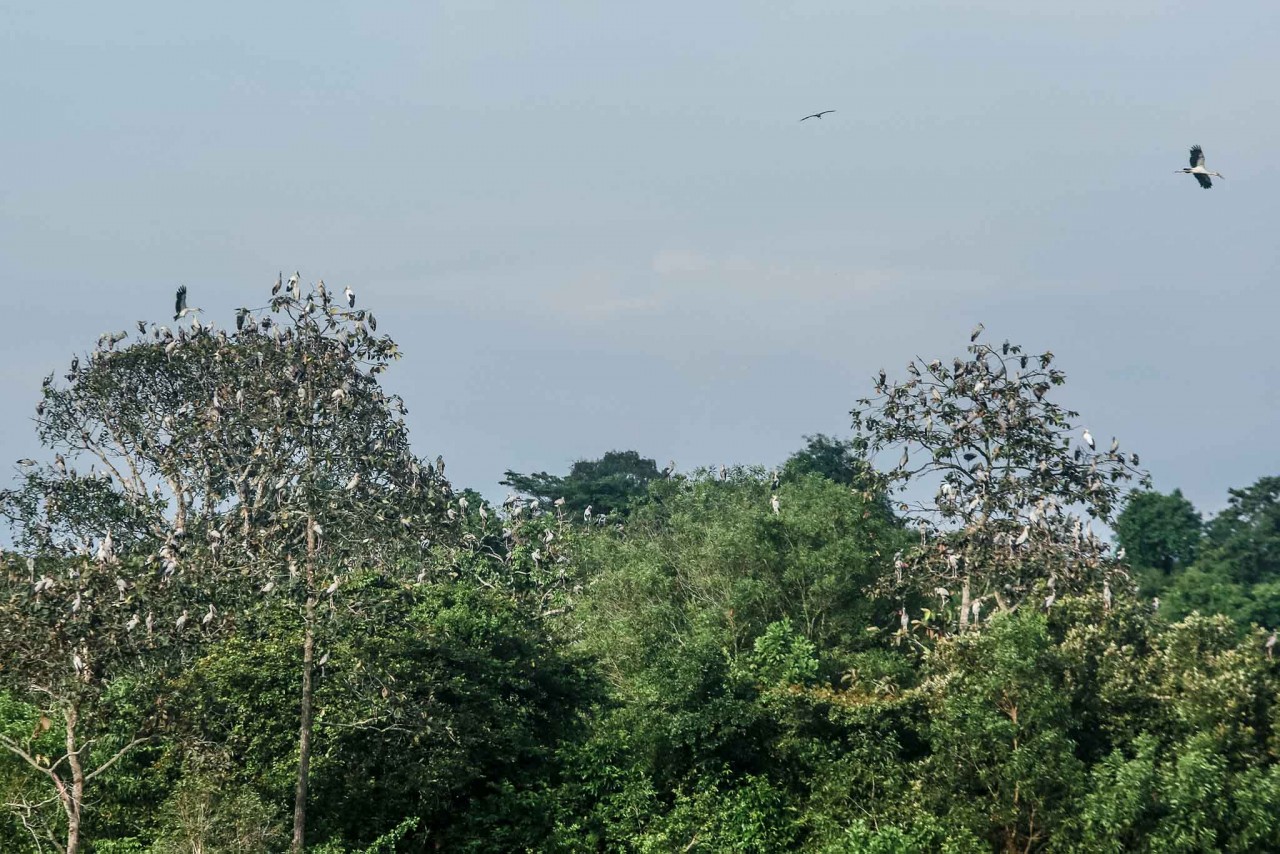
xmin=2 ymin=1 xmax=1277 ymax=516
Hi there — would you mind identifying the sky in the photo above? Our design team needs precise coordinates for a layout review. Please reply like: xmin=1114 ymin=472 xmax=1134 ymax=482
xmin=2 ymin=1 xmax=1278 ymax=519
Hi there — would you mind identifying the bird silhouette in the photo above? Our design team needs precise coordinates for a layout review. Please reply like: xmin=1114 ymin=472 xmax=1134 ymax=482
xmin=799 ymin=110 xmax=835 ymax=121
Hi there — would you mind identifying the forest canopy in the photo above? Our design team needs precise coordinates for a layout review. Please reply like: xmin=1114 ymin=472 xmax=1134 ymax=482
xmin=2 ymin=282 xmax=1278 ymax=853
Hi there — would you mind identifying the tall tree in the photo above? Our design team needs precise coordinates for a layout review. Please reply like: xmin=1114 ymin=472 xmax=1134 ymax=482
xmin=1202 ymin=477 xmax=1280 ymax=587
xmin=2 ymin=277 xmax=450 ymax=851
xmin=0 ymin=549 xmax=209 ymax=853
xmin=502 ymin=450 xmax=661 ymax=518
xmin=780 ymin=434 xmax=875 ymax=488
xmin=1114 ymin=489 xmax=1202 ymax=575
xmin=850 ymin=329 xmax=1148 ymax=629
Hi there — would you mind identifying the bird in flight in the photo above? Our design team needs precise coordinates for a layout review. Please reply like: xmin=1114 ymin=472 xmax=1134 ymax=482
xmin=799 ymin=110 xmax=835 ymax=121
xmin=1176 ymin=145 xmax=1225 ymax=189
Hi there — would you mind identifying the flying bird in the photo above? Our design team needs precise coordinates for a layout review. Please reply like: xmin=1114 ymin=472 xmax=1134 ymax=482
xmin=799 ymin=110 xmax=835 ymax=121
xmin=174 ymin=285 xmax=189 ymax=320
xmin=1177 ymin=145 xmax=1224 ymax=189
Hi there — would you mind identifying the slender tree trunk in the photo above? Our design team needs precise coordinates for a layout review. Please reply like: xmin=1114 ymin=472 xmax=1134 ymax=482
xmin=291 ymin=515 xmax=318 ymax=854
xmin=64 ymin=704 xmax=83 ymax=854
xmin=959 ymin=575 xmax=971 ymax=632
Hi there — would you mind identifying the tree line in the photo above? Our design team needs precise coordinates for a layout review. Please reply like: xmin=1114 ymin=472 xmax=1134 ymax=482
xmin=1 ymin=280 xmax=1278 ymax=852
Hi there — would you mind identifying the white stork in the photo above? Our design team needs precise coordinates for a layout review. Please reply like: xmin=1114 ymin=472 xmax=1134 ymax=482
xmin=1177 ymin=145 xmax=1224 ymax=189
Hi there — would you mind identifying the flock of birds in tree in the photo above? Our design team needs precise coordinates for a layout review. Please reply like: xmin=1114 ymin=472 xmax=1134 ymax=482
xmin=14 ymin=117 xmax=1240 ymax=677
xmin=802 ymin=112 xmax=1224 ymax=190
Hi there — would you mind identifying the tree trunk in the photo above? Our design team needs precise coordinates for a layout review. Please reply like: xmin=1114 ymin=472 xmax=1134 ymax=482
xmin=959 ymin=575 xmax=972 ymax=632
xmin=64 ymin=704 xmax=83 ymax=854
xmin=291 ymin=516 xmax=318 ymax=854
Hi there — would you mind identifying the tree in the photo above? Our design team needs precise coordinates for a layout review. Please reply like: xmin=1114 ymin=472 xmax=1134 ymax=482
xmin=0 ymin=551 xmax=209 ymax=854
xmin=1114 ymin=489 xmax=1202 ymax=577
xmin=1 ymin=277 xmax=451 ymax=851
xmin=780 ymin=434 xmax=875 ymax=488
xmin=1202 ymin=477 xmax=1280 ymax=587
xmin=502 ymin=450 xmax=661 ymax=518
xmin=850 ymin=329 xmax=1149 ymax=629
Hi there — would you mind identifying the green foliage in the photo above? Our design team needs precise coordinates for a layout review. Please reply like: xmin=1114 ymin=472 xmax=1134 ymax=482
xmin=1124 ymin=478 xmax=1280 ymax=629
xmin=174 ymin=576 xmax=597 ymax=852
xmin=1116 ymin=489 xmax=1203 ymax=577
xmin=502 ymin=450 xmax=662 ymax=518
xmin=7 ymin=300 xmax=1280 ymax=853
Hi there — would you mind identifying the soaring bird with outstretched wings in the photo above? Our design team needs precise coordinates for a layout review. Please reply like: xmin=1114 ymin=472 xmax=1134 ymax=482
xmin=799 ymin=110 xmax=835 ymax=121
xmin=1177 ymin=145 xmax=1224 ymax=189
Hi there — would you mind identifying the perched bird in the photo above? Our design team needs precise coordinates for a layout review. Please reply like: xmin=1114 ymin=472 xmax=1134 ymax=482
xmin=324 ymin=578 xmax=340 ymax=596
xmin=1044 ymin=592 xmax=1056 ymax=610
xmin=272 ymin=271 xmax=283 ymax=295
xmin=1176 ymin=145 xmax=1224 ymax=189
xmin=799 ymin=110 xmax=835 ymax=121
xmin=771 ymin=494 xmax=781 ymax=515
xmin=1102 ymin=581 xmax=1113 ymax=612
xmin=970 ymin=322 xmax=985 ymax=342
xmin=95 ymin=531 xmax=115 ymax=564
xmin=344 ymin=286 xmax=355 ymax=308
xmin=202 ymin=603 xmax=216 ymax=626
xmin=1082 ymin=428 xmax=1095 ymax=450
xmin=1268 ymin=632 xmax=1277 ymax=659
xmin=126 ymin=613 xmax=140 ymax=632
xmin=317 ymin=651 xmax=330 ymax=667
xmin=583 ymin=505 xmax=593 ymax=522
xmin=175 ymin=610 xmax=189 ymax=630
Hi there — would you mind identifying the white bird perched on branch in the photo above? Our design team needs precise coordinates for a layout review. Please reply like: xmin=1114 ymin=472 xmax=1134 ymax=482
xmin=95 ymin=531 xmax=115 ymax=564
xmin=1176 ymin=145 xmax=1224 ymax=189
xmin=1082 ymin=429 xmax=1095 ymax=450
xmin=344 ymin=286 xmax=355 ymax=308
xmin=771 ymin=494 xmax=780 ymax=515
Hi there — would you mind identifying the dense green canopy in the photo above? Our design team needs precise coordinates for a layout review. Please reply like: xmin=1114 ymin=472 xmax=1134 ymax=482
xmin=3 ymin=290 xmax=1279 ymax=853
